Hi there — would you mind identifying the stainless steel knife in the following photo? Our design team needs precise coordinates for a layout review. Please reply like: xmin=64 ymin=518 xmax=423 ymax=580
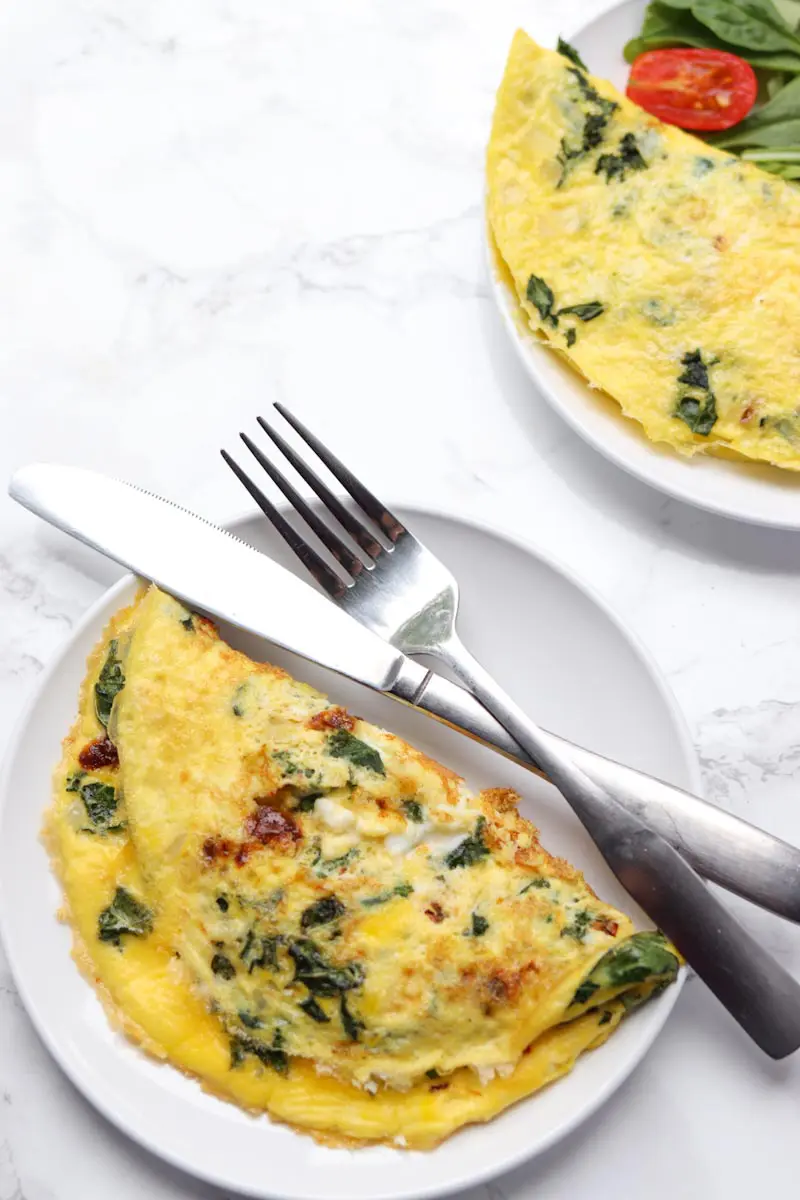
xmin=11 ymin=463 xmax=800 ymax=925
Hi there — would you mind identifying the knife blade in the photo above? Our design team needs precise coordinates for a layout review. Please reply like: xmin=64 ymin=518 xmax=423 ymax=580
xmin=10 ymin=463 xmax=800 ymax=924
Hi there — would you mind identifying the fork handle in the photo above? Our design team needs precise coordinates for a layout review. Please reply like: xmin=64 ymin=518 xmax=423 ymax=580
xmin=435 ymin=633 xmax=800 ymax=1059
xmin=414 ymin=669 xmax=800 ymax=924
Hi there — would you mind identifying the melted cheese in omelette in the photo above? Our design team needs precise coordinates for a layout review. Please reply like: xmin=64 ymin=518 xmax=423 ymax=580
xmin=47 ymin=586 xmax=678 ymax=1147
xmin=487 ymin=32 xmax=800 ymax=470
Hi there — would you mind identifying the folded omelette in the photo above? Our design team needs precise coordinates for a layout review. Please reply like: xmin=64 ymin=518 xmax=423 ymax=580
xmin=487 ymin=32 xmax=800 ymax=470
xmin=47 ymin=586 xmax=678 ymax=1147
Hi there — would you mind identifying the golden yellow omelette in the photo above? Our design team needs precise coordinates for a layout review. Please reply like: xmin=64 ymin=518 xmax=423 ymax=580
xmin=47 ymin=585 xmax=678 ymax=1147
xmin=487 ymin=32 xmax=800 ymax=470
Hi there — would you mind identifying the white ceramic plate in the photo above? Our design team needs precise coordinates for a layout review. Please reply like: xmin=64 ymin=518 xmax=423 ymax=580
xmin=0 ymin=506 xmax=696 ymax=1200
xmin=491 ymin=0 xmax=800 ymax=529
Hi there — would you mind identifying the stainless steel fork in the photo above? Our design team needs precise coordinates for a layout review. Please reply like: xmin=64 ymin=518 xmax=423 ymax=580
xmin=223 ymin=404 xmax=800 ymax=1057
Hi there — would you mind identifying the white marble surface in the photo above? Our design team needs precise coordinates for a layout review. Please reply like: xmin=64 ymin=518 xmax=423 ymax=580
xmin=1 ymin=0 xmax=799 ymax=1196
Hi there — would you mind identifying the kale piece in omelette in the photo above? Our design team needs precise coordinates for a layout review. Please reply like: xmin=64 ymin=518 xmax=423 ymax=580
xmin=46 ymin=585 xmax=678 ymax=1148
xmin=487 ymin=32 xmax=800 ymax=470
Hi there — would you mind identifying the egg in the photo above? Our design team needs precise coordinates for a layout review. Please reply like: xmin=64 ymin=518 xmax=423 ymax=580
xmin=46 ymin=585 xmax=678 ymax=1147
xmin=487 ymin=32 xmax=800 ymax=469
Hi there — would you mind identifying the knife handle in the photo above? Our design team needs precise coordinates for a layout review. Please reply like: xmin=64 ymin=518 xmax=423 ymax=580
xmin=412 ymin=670 xmax=800 ymax=925
xmin=433 ymin=633 xmax=800 ymax=1059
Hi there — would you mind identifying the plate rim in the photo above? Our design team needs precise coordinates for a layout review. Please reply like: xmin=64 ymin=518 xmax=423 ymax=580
xmin=0 ymin=500 xmax=697 ymax=1200
xmin=489 ymin=0 xmax=800 ymax=531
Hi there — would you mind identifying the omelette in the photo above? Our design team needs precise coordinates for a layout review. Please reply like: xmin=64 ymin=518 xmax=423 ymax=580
xmin=47 ymin=585 xmax=678 ymax=1147
xmin=487 ymin=32 xmax=800 ymax=470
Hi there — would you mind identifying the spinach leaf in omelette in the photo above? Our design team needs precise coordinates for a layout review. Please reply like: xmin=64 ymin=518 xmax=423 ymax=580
xmin=97 ymin=886 xmax=153 ymax=947
xmin=560 ymin=908 xmax=594 ymax=941
xmin=211 ymin=952 xmax=237 ymax=979
xmin=595 ymin=132 xmax=648 ymax=182
xmin=300 ymin=895 xmax=346 ymax=930
xmin=402 ymin=798 xmax=424 ymax=823
xmin=526 ymin=274 xmax=606 ymax=332
xmin=300 ymin=996 xmax=331 ymax=1023
xmin=557 ymin=35 xmax=588 ymax=71
xmin=361 ymin=882 xmax=414 ymax=907
xmin=326 ymin=729 xmax=385 ymax=775
xmin=467 ymin=913 xmax=490 ymax=937
xmin=310 ymin=842 xmax=360 ymax=877
xmin=674 ymin=349 xmax=718 ymax=435
xmin=230 ymin=1027 xmax=288 ymax=1074
xmin=570 ymin=931 xmax=680 ymax=1007
xmin=288 ymin=938 xmax=365 ymax=997
xmin=444 ymin=817 xmax=490 ymax=869
xmin=94 ymin=640 xmax=125 ymax=729
xmin=76 ymin=779 xmax=120 ymax=833
xmin=557 ymin=67 xmax=619 ymax=186
xmin=240 ymin=930 xmax=282 ymax=972
xmin=340 ymin=994 xmax=365 ymax=1042
xmin=526 ymin=275 xmax=557 ymax=325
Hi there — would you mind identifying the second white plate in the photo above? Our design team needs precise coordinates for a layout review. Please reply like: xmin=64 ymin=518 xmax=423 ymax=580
xmin=0 ymin=505 xmax=696 ymax=1200
xmin=491 ymin=0 xmax=800 ymax=529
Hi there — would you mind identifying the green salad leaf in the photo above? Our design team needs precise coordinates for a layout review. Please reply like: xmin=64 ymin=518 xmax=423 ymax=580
xmin=624 ymin=0 xmax=800 ymax=178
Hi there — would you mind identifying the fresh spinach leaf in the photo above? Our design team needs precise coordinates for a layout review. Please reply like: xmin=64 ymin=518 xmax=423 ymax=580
xmin=444 ymin=818 xmax=490 ymax=869
xmin=402 ymin=799 xmax=424 ymax=823
xmin=711 ymin=75 xmax=800 ymax=148
xmin=692 ymin=0 xmax=800 ymax=54
xmin=746 ymin=152 xmax=800 ymax=174
xmin=95 ymin=640 xmax=125 ymax=729
xmin=557 ymin=36 xmax=588 ymax=70
xmin=97 ymin=887 xmax=153 ymax=946
xmin=66 ymin=771 xmax=85 ymax=792
xmin=565 ymin=328 xmax=577 ymax=348
xmin=301 ymin=895 xmax=346 ymax=930
xmin=327 ymin=730 xmax=385 ymax=775
xmin=775 ymin=0 xmax=800 ymax=28
xmin=625 ymin=1 xmax=800 ymax=69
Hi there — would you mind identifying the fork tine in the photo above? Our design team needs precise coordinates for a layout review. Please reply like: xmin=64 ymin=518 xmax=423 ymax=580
xmin=239 ymin=432 xmax=368 ymax=581
xmin=256 ymin=414 xmax=384 ymax=559
xmin=220 ymin=449 xmax=349 ymax=599
xmin=273 ymin=403 xmax=407 ymax=545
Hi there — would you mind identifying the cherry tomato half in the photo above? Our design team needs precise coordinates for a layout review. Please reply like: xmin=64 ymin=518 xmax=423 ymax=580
xmin=626 ymin=48 xmax=757 ymax=132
